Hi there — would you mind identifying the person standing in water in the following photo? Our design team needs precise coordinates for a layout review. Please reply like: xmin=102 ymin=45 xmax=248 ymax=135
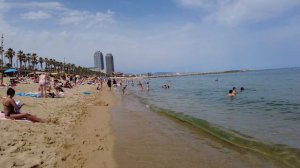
xmin=122 ymin=85 xmax=127 ymax=95
xmin=138 ymin=81 xmax=144 ymax=92
xmin=146 ymin=81 xmax=150 ymax=91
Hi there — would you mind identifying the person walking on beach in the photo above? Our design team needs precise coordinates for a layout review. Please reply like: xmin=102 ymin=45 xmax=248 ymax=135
xmin=2 ymin=88 xmax=47 ymax=122
xmin=122 ymin=85 xmax=127 ymax=95
xmin=0 ymin=72 xmax=4 ymax=86
xmin=113 ymin=78 xmax=117 ymax=87
xmin=38 ymin=72 xmax=48 ymax=98
xmin=107 ymin=78 xmax=112 ymax=90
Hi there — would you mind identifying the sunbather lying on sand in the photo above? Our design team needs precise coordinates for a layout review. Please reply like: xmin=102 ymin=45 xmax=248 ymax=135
xmin=2 ymin=88 xmax=47 ymax=123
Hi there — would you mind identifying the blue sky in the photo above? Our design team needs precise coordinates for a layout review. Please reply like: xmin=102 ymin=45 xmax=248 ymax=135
xmin=0 ymin=0 xmax=300 ymax=73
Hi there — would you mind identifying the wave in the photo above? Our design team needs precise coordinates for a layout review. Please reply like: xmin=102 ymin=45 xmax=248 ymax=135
xmin=140 ymin=101 xmax=300 ymax=168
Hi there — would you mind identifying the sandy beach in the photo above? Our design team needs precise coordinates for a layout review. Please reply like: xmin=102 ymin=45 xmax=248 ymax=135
xmin=0 ymin=77 xmax=290 ymax=168
xmin=0 ymin=78 xmax=117 ymax=167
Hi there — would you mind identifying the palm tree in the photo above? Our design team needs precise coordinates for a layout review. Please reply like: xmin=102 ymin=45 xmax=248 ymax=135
xmin=30 ymin=53 xmax=38 ymax=70
xmin=17 ymin=50 xmax=23 ymax=69
xmin=21 ymin=53 xmax=26 ymax=69
xmin=39 ymin=57 xmax=44 ymax=70
xmin=64 ymin=63 xmax=70 ymax=73
xmin=58 ymin=62 xmax=63 ymax=73
xmin=48 ymin=59 xmax=54 ymax=72
xmin=26 ymin=53 xmax=31 ymax=69
xmin=4 ymin=48 xmax=15 ymax=68
xmin=44 ymin=58 xmax=49 ymax=71
xmin=17 ymin=50 xmax=26 ymax=69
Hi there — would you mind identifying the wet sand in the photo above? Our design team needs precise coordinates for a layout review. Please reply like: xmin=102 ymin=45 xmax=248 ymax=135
xmin=112 ymin=92 xmax=285 ymax=168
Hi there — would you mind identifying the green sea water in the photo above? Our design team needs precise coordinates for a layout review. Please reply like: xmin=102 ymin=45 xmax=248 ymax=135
xmin=124 ymin=68 xmax=300 ymax=167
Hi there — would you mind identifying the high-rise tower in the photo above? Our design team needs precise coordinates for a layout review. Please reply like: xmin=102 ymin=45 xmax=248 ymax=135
xmin=105 ymin=53 xmax=114 ymax=76
xmin=94 ymin=51 xmax=104 ymax=70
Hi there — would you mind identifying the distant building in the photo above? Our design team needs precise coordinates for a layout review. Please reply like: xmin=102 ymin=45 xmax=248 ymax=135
xmin=105 ymin=53 xmax=114 ymax=76
xmin=94 ymin=51 xmax=104 ymax=70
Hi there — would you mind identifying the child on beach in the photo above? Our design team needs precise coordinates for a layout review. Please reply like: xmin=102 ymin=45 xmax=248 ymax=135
xmin=2 ymin=88 xmax=47 ymax=122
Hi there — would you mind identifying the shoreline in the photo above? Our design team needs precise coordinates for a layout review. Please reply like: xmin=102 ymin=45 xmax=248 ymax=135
xmin=0 ymin=76 xmax=295 ymax=168
xmin=56 ymin=87 xmax=117 ymax=167
xmin=111 ymin=90 xmax=286 ymax=168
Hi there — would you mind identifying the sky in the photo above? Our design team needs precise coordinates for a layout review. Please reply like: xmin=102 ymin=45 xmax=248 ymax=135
xmin=0 ymin=0 xmax=300 ymax=73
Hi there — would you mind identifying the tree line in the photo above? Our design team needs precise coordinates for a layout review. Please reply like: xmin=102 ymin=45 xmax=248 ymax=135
xmin=2 ymin=48 xmax=104 ymax=75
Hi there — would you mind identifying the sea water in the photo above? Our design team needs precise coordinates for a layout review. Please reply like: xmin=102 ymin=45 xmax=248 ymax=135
xmin=126 ymin=68 xmax=300 ymax=151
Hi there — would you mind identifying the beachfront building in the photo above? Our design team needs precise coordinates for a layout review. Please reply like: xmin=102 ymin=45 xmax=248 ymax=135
xmin=94 ymin=51 xmax=104 ymax=71
xmin=105 ymin=53 xmax=114 ymax=76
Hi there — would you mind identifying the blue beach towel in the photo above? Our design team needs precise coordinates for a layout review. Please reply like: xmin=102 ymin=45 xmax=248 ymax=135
xmin=17 ymin=92 xmax=41 ymax=98
xmin=82 ymin=91 xmax=91 ymax=95
xmin=17 ymin=92 xmax=26 ymax=96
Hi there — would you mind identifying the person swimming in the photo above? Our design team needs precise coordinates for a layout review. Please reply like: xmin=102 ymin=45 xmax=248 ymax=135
xmin=232 ymin=87 xmax=238 ymax=94
xmin=228 ymin=90 xmax=236 ymax=97
xmin=240 ymin=87 xmax=245 ymax=91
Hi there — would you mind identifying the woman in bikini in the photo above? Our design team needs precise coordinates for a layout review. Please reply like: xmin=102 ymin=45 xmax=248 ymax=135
xmin=39 ymin=72 xmax=48 ymax=98
xmin=3 ymin=88 xmax=47 ymax=122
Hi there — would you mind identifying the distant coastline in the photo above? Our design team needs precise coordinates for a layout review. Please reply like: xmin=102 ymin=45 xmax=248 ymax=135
xmin=147 ymin=69 xmax=252 ymax=78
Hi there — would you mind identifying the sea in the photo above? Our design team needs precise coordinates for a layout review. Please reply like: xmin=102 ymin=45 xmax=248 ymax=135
xmin=119 ymin=67 xmax=300 ymax=166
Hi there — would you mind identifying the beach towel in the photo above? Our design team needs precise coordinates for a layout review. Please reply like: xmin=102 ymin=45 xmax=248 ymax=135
xmin=17 ymin=92 xmax=41 ymax=98
xmin=82 ymin=91 xmax=92 ymax=95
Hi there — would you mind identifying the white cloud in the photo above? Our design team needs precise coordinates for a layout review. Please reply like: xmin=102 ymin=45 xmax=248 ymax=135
xmin=4 ymin=1 xmax=115 ymax=28
xmin=11 ymin=1 xmax=65 ymax=11
xmin=177 ymin=0 xmax=218 ymax=10
xmin=59 ymin=9 xmax=114 ymax=27
xmin=214 ymin=0 xmax=300 ymax=26
xmin=21 ymin=11 xmax=52 ymax=20
xmin=179 ymin=0 xmax=300 ymax=26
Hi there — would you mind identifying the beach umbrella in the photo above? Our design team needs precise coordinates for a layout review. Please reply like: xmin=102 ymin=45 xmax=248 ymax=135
xmin=4 ymin=68 xmax=17 ymax=73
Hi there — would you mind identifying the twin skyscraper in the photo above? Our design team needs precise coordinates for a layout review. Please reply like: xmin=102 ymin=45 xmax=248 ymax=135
xmin=94 ymin=51 xmax=114 ymax=75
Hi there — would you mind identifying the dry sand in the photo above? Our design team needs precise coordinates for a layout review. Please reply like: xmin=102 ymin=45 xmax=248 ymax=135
xmin=0 ymin=78 xmax=117 ymax=168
